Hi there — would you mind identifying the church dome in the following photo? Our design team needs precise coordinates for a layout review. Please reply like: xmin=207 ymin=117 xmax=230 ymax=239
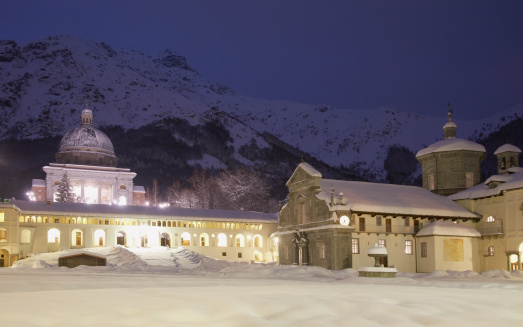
xmin=58 ymin=126 xmax=115 ymax=154
xmin=55 ymin=106 xmax=117 ymax=167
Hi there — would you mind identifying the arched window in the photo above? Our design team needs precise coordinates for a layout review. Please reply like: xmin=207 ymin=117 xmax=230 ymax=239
xmin=486 ymin=216 xmax=496 ymax=222
xmin=161 ymin=233 xmax=171 ymax=247
xmin=217 ymin=233 xmax=227 ymax=247
xmin=181 ymin=232 xmax=191 ymax=246
xmin=72 ymin=229 xmax=82 ymax=246
xmin=116 ymin=232 xmax=125 ymax=246
xmin=119 ymin=196 xmax=127 ymax=205
xmin=200 ymin=233 xmax=209 ymax=246
xmin=235 ymin=234 xmax=245 ymax=247
xmin=253 ymin=235 xmax=262 ymax=248
xmin=94 ymin=230 xmax=105 ymax=246
xmin=48 ymin=229 xmax=60 ymax=243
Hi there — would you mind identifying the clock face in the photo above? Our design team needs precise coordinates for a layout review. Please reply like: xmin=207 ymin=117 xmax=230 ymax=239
xmin=340 ymin=215 xmax=350 ymax=226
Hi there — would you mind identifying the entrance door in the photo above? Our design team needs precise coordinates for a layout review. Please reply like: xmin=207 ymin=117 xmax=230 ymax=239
xmin=0 ymin=259 xmax=4 ymax=267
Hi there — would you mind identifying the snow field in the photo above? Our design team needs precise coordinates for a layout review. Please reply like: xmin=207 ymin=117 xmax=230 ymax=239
xmin=1 ymin=247 xmax=523 ymax=326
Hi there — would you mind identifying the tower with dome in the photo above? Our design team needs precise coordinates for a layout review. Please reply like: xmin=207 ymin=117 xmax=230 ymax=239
xmin=416 ymin=108 xmax=486 ymax=196
xmin=31 ymin=106 xmax=145 ymax=205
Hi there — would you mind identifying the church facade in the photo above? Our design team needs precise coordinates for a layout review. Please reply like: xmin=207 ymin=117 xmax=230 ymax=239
xmin=277 ymin=111 xmax=523 ymax=273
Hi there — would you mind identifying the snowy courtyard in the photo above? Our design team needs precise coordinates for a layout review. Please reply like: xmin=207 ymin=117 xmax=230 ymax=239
xmin=1 ymin=247 xmax=523 ymax=327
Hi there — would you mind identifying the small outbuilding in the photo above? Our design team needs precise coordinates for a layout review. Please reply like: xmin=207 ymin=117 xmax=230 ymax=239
xmin=416 ymin=221 xmax=481 ymax=273
xmin=58 ymin=251 xmax=107 ymax=268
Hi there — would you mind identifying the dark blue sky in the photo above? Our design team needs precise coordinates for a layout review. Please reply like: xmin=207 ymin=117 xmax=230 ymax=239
xmin=2 ymin=1 xmax=523 ymax=119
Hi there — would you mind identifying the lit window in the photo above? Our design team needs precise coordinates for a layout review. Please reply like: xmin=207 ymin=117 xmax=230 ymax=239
xmin=352 ymin=238 xmax=359 ymax=254
xmin=421 ymin=242 xmax=427 ymax=258
xmin=378 ymin=239 xmax=386 ymax=247
xmin=253 ymin=235 xmax=263 ymax=247
xmin=181 ymin=232 xmax=191 ymax=246
xmin=486 ymin=216 xmax=495 ymax=222
xmin=0 ymin=228 xmax=7 ymax=242
xmin=0 ymin=212 xmax=4 ymax=222
xmin=47 ymin=228 xmax=60 ymax=243
xmin=235 ymin=234 xmax=245 ymax=247
xmin=488 ymin=246 xmax=495 ymax=256
xmin=405 ymin=240 xmax=413 ymax=255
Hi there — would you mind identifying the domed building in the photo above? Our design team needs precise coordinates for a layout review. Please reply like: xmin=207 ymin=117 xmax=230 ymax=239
xmin=55 ymin=108 xmax=118 ymax=167
xmin=31 ymin=106 xmax=145 ymax=205
xmin=416 ymin=110 xmax=486 ymax=196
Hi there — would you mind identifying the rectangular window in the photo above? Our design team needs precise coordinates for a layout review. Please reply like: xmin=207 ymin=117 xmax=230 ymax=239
xmin=0 ymin=212 xmax=4 ymax=223
xmin=405 ymin=240 xmax=413 ymax=255
xmin=404 ymin=217 xmax=410 ymax=227
xmin=352 ymin=238 xmax=360 ymax=254
xmin=201 ymin=237 xmax=206 ymax=246
xmin=222 ymin=252 xmax=227 ymax=257
xmin=386 ymin=219 xmax=391 ymax=233
xmin=54 ymin=218 xmax=59 ymax=224
xmin=238 ymin=252 xmax=242 ymax=259
xmin=466 ymin=172 xmax=474 ymax=188
xmin=488 ymin=246 xmax=494 ymax=256
xmin=0 ymin=229 xmax=6 ymax=241
xmin=359 ymin=217 xmax=365 ymax=232
xmin=421 ymin=242 xmax=427 ymax=258
xmin=376 ymin=215 xmax=382 ymax=226
xmin=428 ymin=174 xmax=435 ymax=190
xmin=378 ymin=239 xmax=386 ymax=247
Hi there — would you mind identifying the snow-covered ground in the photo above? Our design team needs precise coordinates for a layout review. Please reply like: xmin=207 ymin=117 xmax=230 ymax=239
xmin=2 ymin=247 xmax=523 ymax=326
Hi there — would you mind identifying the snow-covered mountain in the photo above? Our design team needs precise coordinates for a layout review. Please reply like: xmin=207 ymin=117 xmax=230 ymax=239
xmin=1 ymin=35 xmax=521 ymax=181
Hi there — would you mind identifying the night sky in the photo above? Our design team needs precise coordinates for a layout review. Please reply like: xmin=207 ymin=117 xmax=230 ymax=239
xmin=2 ymin=1 xmax=523 ymax=119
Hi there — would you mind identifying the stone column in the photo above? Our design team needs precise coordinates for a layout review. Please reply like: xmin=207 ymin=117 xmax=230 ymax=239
xmin=81 ymin=180 xmax=85 ymax=201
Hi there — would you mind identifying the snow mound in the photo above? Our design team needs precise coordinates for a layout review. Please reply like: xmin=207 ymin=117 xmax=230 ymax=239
xmin=32 ymin=260 xmax=53 ymax=269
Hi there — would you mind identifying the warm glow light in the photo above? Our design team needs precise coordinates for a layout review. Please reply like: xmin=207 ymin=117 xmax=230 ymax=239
xmin=26 ymin=191 xmax=36 ymax=201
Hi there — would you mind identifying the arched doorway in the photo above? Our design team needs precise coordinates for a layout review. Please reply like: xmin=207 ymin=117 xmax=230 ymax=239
xmin=161 ymin=233 xmax=171 ymax=248
xmin=116 ymin=232 xmax=126 ymax=246
xmin=181 ymin=232 xmax=191 ymax=246
xmin=199 ymin=233 xmax=209 ymax=246
xmin=71 ymin=229 xmax=83 ymax=246
xmin=139 ymin=233 xmax=148 ymax=248
xmin=94 ymin=230 xmax=105 ymax=247
xmin=0 ymin=249 xmax=9 ymax=267
xmin=253 ymin=235 xmax=263 ymax=248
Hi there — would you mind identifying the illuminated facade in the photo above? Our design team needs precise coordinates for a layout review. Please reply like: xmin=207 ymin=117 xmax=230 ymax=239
xmin=0 ymin=200 xmax=278 ymax=267
xmin=31 ymin=107 xmax=145 ymax=205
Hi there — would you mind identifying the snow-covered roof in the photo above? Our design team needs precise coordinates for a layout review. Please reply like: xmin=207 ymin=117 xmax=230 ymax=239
xmin=298 ymin=162 xmax=322 ymax=177
xmin=443 ymin=121 xmax=457 ymax=129
xmin=10 ymin=200 xmax=278 ymax=222
xmin=317 ymin=179 xmax=479 ymax=219
xmin=286 ymin=162 xmax=322 ymax=185
xmin=449 ymin=171 xmax=523 ymax=200
xmin=59 ymin=250 xmax=107 ymax=259
xmin=133 ymin=186 xmax=146 ymax=193
xmin=416 ymin=138 xmax=485 ymax=158
xmin=416 ymin=221 xmax=481 ymax=237
xmin=32 ymin=179 xmax=46 ymax=187
xmin=494 ymin=144 xmax=521 ymax=155
xmin=509 ymin=167 xmax=523 ymax=173
xmin=59 ymin=126 xmax=115 ymax=154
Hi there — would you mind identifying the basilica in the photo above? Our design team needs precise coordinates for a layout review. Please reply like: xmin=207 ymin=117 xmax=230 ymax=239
xmin=0 ymin=107 xmax=279 ymax=267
